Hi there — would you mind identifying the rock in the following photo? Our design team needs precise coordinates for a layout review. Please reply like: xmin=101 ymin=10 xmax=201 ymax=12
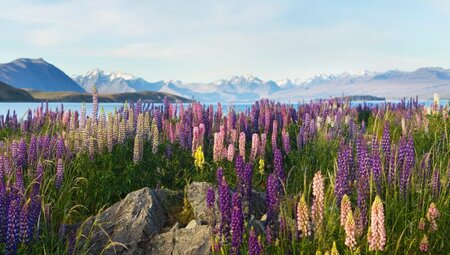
xmin=78 ymin=188 xmax=182 ymax=255
xmin=146 ymin=224 xmax=211 ymax=255
xmin=185 ymin=219 xmax=199 ymax=229
xmin=186 ymin=182 xmax=267 ymax=222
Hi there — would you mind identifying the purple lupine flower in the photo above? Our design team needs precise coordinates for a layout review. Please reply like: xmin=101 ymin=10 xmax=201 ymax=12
xmin=55 ymin=158 xmax=64 ymax=190
xmin=207 ymin=187 xmax=216 ymax=211
xmin=17 ymin=139 xmax=27 ymax=169
xmin=14 ymin=167 xmax=25 ymax=195
xmin=335 ymin=144 xmax=350 ymax=206
xmin=0 ymin=164 xmax=6 ymax=243
xmin=231 ymin=192 xmax=244 ymax=254
xmin=282 ymin=129 xmax=290 ymax=154
xmin=372 ymin=139 xmax=383 ymax=194
xmin=399 ymin=136 xmax=414 ymax=197
xmin=67 ymin=229 xmax=76 ymax=255
xmin=248 ymin=227 xmax=262 ymax=255
xmin=266 ymin=173 xmax=280 ymax=226
xmin=356 ymin=136 xmax=369 ymax=227
xmin=432 ymin=169 xmax=440 ymax=198
xmin=381 ymin=121 xmax=391 ymax=173
xmin=6 ymin=198 xmax=20 ymax=255
xmin=19 ymin=202 xmax=30 ymax=243
xmin=56 ymin=137 xmax=65 ymax=159
xmin=28 ymin=136 xmax=37 ymax=166
xmin=218 ymin=175 xmax=231 ymax=243
xmin=92 ymin=85 xmax=99 ymax=120
xmin=273 ymin=149 xmax=284 ymax=181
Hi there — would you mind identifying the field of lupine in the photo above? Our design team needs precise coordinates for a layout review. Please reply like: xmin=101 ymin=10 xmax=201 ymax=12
xmin=0 ymin=87 xmax=449 ymax=254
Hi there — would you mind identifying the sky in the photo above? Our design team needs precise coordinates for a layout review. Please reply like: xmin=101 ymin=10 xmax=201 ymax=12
xmin=1 ymin=0 xmax=450 ymax=82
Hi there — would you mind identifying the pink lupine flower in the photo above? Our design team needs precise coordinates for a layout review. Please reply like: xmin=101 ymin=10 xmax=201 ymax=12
xmin=419 ymin=234 xmax=429 ymax=252
xmin=230 ymin=129 xmax=237 ymax=145
xmin=227 ymin=144 xmax=235 ymax=162
xmin=344 ymin=210 xmax=356 ymax=249
xmin=311 ymin=171 xmax=324 ymax=236
xmin=426 ymin=202 xmax=440 ymax=232
xmin=340 ymin=194 xmax=351 ymax=227
xmin=250 ymin=133 xmax=260 ymax=163
xmin=271 ymin=120 xmax=278 ymax=150
xmin=192 ymin=126 xmax=200 ymax=154
xmin=297 ymin=194 xmax=310 ymax=237
xmin=418 ymin=218 xmax=426 ymax=231
xmin=239 ymin=132 xmax=246 ymax=160
xmin=260 ymin=133 xmax=267 ymax=158
xmin=368 ymin=195 xmax=386 ymax=251
xmin=282 ymin=129 xmax=290 ymax=154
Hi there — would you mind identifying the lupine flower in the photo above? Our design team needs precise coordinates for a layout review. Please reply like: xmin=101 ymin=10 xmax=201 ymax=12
xmin=55 ymin=158 xmax=64 ymax=190
xmin=151 ymin=119 xmax=159 ymax=154
xmin=344 ymin=210 xmax=356 ymax=249
xmin=133 ymin=134 xmax=142 ymax=163
xmin=381 ymin=121 xmax=391 ymax=173
xmin=250 ymin=133 xmax=260 ymax=163
xmin=218 ymin=176 xmax=231 ymax=243
xmin=258 ymin=159 xmax=265 ymax=175
xmin=281 ymin=129 xmax=290 ymax=154
xmin=371 ymin=139 xmax=382 ymax=194
xmin=266 ymin=173 xmax=280 ymax=237
xmin=238 ymin=132 xmax=246 ymax=160
xmin=273 ymin=148 xmax=284 ymax=181
xmin=418 ymin=218 xmax=426 ymax=231
xmin=260 ymin=133 xmax=267 ymax=158
xmin=0 ymin=164 xmax=6 ymax=242
xmin=432 ymin=169 xmax=440 ymax=198
xmin=231 ymin=192 xmax=243 ymax=254
xmin=206 ymin=187 xmax=216 ymax=235
xmin=6 ymin=198 xmax=20 ymax=255
xmin=331 ymin=241 xmax=339 ymax=255
xmin=28 ymin=136 xmax=37 ymax=165
xmin=213 ymin=131 xmax=225 ymax=162
xmin=227 ymin=144 xmax=235 ymax=162
xmin=335 ymin=145 xmax=350 ymax=206
xmin=271 ymin=120 xmax=278 ymax=150
xmin=296 ymin=193 xmax=310 ymax=237
xmin=426 ymin=202 xmax=439 ymax=232
xmin=311 ymin=171 xmax=324 ymax=236
xmin=368 ymin=195 xmax=386 ymax=251
xmin=340 ymin=194 xmax=351 ymax=227
xmin=419 ymin=234 xmax=429 ymax=252
xmin=92 ymin=85 xmax=98 ymax=120
xmin=248 ymin=227 xmax=262 ymax=255
xmin=194 ymin=146 xmax=205 ymax=170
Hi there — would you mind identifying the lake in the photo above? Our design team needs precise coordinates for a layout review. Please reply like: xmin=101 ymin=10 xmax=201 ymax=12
xmin=0 ymin=100 xmax=448 ymax=119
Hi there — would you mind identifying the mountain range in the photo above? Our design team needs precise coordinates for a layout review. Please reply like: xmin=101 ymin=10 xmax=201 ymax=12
xmin=1 ymin=58 xmax=450 ymax=103
xmin=73 ymin=68 xmax=450 ymax=102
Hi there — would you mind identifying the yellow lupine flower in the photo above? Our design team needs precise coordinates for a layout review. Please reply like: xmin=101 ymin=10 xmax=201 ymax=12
xmin=194 ymin=146 xmax=205 ymax=170
xmin=258 ymin=158 xmax=265 ymax=175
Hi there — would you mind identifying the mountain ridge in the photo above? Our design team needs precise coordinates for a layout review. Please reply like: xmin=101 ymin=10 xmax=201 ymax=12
xmin=0 ymin=58 xmax=85 ymax=93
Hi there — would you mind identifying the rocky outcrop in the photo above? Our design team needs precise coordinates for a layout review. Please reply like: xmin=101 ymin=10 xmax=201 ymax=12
xmin=146 ymin=220 xmax=211 ymax=255
xmin=76 ymin=182 xmax=266 ymax=255
xmin=78 ymin=188 xmax=182 ymax=255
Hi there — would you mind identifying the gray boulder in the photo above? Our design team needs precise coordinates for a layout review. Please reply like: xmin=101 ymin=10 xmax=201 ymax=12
xmin=146 ymin=224 xmax=211 ymax=255
xmin=78 ymin=188 xmax=182 ymax=255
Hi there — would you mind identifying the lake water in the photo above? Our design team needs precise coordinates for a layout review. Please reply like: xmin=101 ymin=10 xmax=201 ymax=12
xmin=0 ymin=100 xmax=448 ymax=120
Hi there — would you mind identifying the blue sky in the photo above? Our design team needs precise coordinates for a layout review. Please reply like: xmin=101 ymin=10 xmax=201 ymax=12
xmin=1 ymin=0 xmax=450 ymax=82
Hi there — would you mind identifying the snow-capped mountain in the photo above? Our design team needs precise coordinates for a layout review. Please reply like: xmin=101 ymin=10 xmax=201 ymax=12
xmin=0 ymin=58 xmax=85 ymax=93
xmin=72 ymin=67 xmax=450 ymax=102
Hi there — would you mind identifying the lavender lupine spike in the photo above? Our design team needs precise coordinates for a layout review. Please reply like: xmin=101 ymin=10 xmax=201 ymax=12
xmin=55 ymin=158 xmax=64 ymax=190
xmin=356 ymin=136 xmax=369 ymax=228
xmin=371 ymin=139 xmax=383 ymax=194
xmin=266 ymin=174 xmax=280 ymax=232
xmin=28 ymin=136 xmax=37 ymax=166
xmin=273 ymin=148 xmax=284 ymax=181
xmin=432 ymin=169 xmax=441 ymax=198
xmin=248 ymin=227 xmax=262 ymax=255
xmin=206 ymin=187 xmax=216 ymax=233
xmin=18 ymin=138 xmax=27 ymax=169
xmin=0 ymin=164 xmax=6 ymax=242
xmin=92 ymin=85 xmax=99 ymax=120
xmin=335 ymin=145 xmax=350 ymax=206
xmin=6 ymin=198 xmax=20 ymax=255
xmin=281 ymin=129 xmax=290 ymax=154
xmin=14 ymin=167 xmax=25 ymax=195
xmin=56 ymin=137 xmax=65 ymax=159
xmin=231 ymin=192 xmax=244 ymax=254
xmin=218 ymin=176 xmax=231 ymax=243
xmin=381 ymin=121 xmax=391 ymax=172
